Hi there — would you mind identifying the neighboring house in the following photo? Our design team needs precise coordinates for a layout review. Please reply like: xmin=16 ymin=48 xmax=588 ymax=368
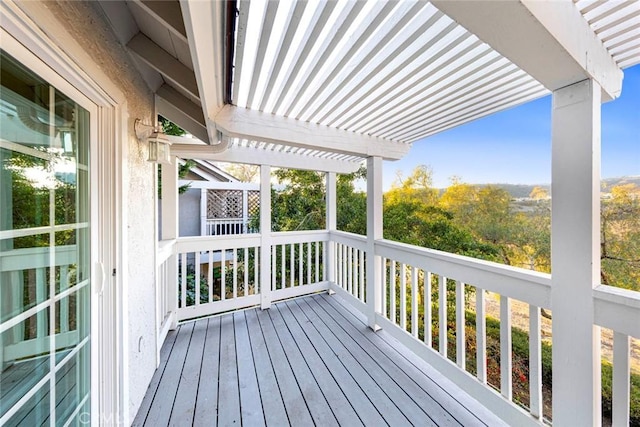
xmin=1 ymin=2 xmax=638 ymax=427
xmin=176 ymin=160 xmax=259 ymax=237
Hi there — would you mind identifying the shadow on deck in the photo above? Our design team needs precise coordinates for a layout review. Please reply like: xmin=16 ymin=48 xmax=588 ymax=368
xmin=133 ymin=293 xmax=506 ymax=426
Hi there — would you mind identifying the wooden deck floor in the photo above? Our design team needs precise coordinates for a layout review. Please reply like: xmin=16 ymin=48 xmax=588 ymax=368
xmin=133 ymin=293 xmax=506 ymax=427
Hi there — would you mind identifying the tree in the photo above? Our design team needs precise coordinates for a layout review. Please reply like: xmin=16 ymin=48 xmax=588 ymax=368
xmin=529 ymin=186 xmax=549 ymax=200
xmin=601 ymin=183 xmax=640 ymax=290
xmin=269 ymin=167 xmax=366 ymax=233
xmin=157 ymin=116 xmax=193 ymax=197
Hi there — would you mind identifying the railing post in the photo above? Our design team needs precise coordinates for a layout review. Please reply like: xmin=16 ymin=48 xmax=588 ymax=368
xmin=161 ymin=158 xmax=179 ymax=330
xmin=200 ymin=188 xmax=207 ymax=236
xmin=326 ymin=172 xmax=336 ymax=286
xmin=551 ymin=79 xmax=601 ymax=425
xmin=260 ymin=165 xmax=272 ymax=309
xmin=366 ymin=156 xmax=382 ymax=331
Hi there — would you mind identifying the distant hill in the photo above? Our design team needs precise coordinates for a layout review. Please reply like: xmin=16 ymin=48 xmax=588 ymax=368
xmin=437 ymin=177 xmax=640 ymax=199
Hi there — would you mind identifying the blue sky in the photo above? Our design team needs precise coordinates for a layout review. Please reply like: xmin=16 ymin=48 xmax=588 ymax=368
xmin=385 ymin=64 xmax=640 ymax=190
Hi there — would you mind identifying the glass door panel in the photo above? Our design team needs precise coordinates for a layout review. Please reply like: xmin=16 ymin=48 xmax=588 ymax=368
xmin=0 ymin=50 xmax=91 ymax=425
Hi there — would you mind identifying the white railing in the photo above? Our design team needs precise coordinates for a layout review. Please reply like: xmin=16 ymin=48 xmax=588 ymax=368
xmin=371 ymin=238 xmax=551 ymax=426
xmin=594 ymin=285 xmax=640 ymax=426
xmin=173 ymin=230 xmax=329 ymax=321
xmin=271 ymin=230 xmax=329 ymax=302
xmin=205 ymin=218 xmax=256 ymax=236
xmin=156 ymin=239 xmax=175 ymax=348
xmin=158 ymin=229 xmax=640 ymax=425
xmin=330 ymin=231 xmax=367 ymax=305
xmin=0 ymin=245 xmax=83 ymax=364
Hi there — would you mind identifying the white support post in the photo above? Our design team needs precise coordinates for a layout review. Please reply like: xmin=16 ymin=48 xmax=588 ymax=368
xmin=366 ymin=157 xmax=383 ymax=331
xmin=161 ymin=159 xmax=179 ymax=329
xmin=326 ymin=172 xmax=337 ymax=291
xmin=551 ymin=79 xmax=602 ymax=426
xmin=260 ymin=165 xmax=272 ymax=309
xmin=200 ymin=188 xmax=207 ymax=236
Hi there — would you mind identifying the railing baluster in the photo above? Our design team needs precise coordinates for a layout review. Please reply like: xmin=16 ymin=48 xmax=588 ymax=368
xmin=529 ymin=305 xmax=542 ymax=419
xmin=439 ymin=275 xmax=447 ymax=357
xmin=359 ymin=249 xmax=365 ymax=302
xmin=612 ymin=332 xmax=631 ymax=426
xmin=500 ymin=295 xmax=512 ymax=400
xmin=290 ymin=244 xmax=295 ymax=287
xmin=233 ymin=248 xmax=238 ymax=298
xmin=221 ymin=250 xmax=226 ymax=300
xmin=411 ymin=267 xmax=418 ymax=338
xmin=315 ymin=241 xmax=319 ymax=282
xmin=299 ymin=242 xmax=303 ymax=286
xmin=255 ymin=247 xmax=260 ymax=294
xmin=382 ymin=258 xmax=387 ymax=318
xmin=281 ymin=244 xmax=286 ymax=289
xmin=36 ymin=268 xmax=46 ymax=337
xmin=424 ymin=272 xmax=432 ymax=346
xmin=455 ymin=280 xmax=465 ymax=369
xmin=244 ymin=247 xmax=249 ymax=297
xmin=390 ymin=261 xmax=396 ymax=324
xmin=272 ymin=244 xmax=277 ymax=292
xmin=400 ymin=263 xmax=407 ymax=331
xmin=180 ymin=252 xmax=187 ymax=308
xmin=195 ymin=254 xmax=201 ymax=305
xmin=353 ymin=249 xmax=359 ymax=299
xmin=307 ymin=242 xmax=311 ymax=285
xmin=208 ymin=250 xmax=213 ymax=303
xmin=348 ymin=246 xmax=353 ymax=295
xmin=60 ymin=266 xmax=69 ymax=333
xmin=476 ymin=287 xmax=487 ymax=383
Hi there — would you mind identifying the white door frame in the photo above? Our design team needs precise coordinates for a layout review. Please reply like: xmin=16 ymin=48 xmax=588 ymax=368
xmin=1 ymin=2 xmax=128 ymax=424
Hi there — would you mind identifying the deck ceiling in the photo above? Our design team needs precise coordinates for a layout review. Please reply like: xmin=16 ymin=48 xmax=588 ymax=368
xmin=100 ymin=0 xmax=639 ymax=171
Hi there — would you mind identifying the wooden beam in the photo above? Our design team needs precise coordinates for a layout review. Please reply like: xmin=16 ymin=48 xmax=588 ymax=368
xmin=180 ymin=0 xmax=226 ymax=144
xmin=134 ymin=0 xmax=187 ymax=43
xmin=431 ymin=0 xmax=623 ymax=100
xmin=170 ymin=143 xmax=361 ymax=174
xmin=127 ymin=32 xmax=199 ymax=99
xmin=214 ymin=105 xmax=410 ymax=160
xmin=155 ymin=84 xmax=208 ymax=142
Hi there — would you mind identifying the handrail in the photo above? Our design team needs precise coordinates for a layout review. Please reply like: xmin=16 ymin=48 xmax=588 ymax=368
xmin=157 ymin=239 xmax=175 ymax=265
xmin=329 ymin=230 xmax=367 ymax=251
xmin=176 ymin=233 xmax=262 ymax=253
xmin=375 ymin=238 xmax=552 ymax=309
xmin=0 ymin=245 xmax=77 ymax=272
xmin=594 ymin=284 xmax=640 ymax=338
xmin=271 ymin=229 xmax=329 ymax=244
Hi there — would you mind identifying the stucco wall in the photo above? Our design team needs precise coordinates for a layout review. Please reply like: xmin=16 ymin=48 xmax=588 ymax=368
xmin=180 ymin=188 xmax=202 ymax=237
xmin=39 ymin=1 xmax=158 ymax=420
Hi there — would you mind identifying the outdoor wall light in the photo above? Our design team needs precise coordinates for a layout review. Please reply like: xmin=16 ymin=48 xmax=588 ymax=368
xmin=134 ymin=118 xmax=172 ymax=164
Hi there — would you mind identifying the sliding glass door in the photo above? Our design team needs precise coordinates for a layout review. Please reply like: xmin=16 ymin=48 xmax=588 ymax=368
xmin=0 ymin=50 xmax=91 ymax=425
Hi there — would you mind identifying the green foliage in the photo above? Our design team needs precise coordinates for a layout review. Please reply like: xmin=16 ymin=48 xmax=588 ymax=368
xmin=270 ymin=167 xmax=367 ymax=233
xmin=5 ymin=151 xmax=78 ymax=248
xmin=159 ymin=115 xmax=186 ymax=136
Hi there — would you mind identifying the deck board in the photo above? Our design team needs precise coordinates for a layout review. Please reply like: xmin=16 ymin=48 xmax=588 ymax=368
xmin=134 ymin=293 xmax=508 ymax=427
xmin=217 ymin=314 xmax=241 ymax=426
xmin=169 ymin=319 xmax=207 ymax=425
xmin=193 ymin=317 xmax=221 ymax=426
xmin=234 ymin=311 xmax=265 ymax=426
xmin=244 ymin=309 xmax=289 ymax=426
xmin=282 ymin=299 xmax=389 ymax=426
xmin=254 ymin=308 xmax=314 ymax=426
xmin=265 ymin=305 xmax=339 ymax=426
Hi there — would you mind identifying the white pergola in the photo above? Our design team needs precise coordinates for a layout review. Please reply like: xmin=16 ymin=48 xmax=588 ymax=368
xmin=99 ymin=1 xmax=640 ymax=425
